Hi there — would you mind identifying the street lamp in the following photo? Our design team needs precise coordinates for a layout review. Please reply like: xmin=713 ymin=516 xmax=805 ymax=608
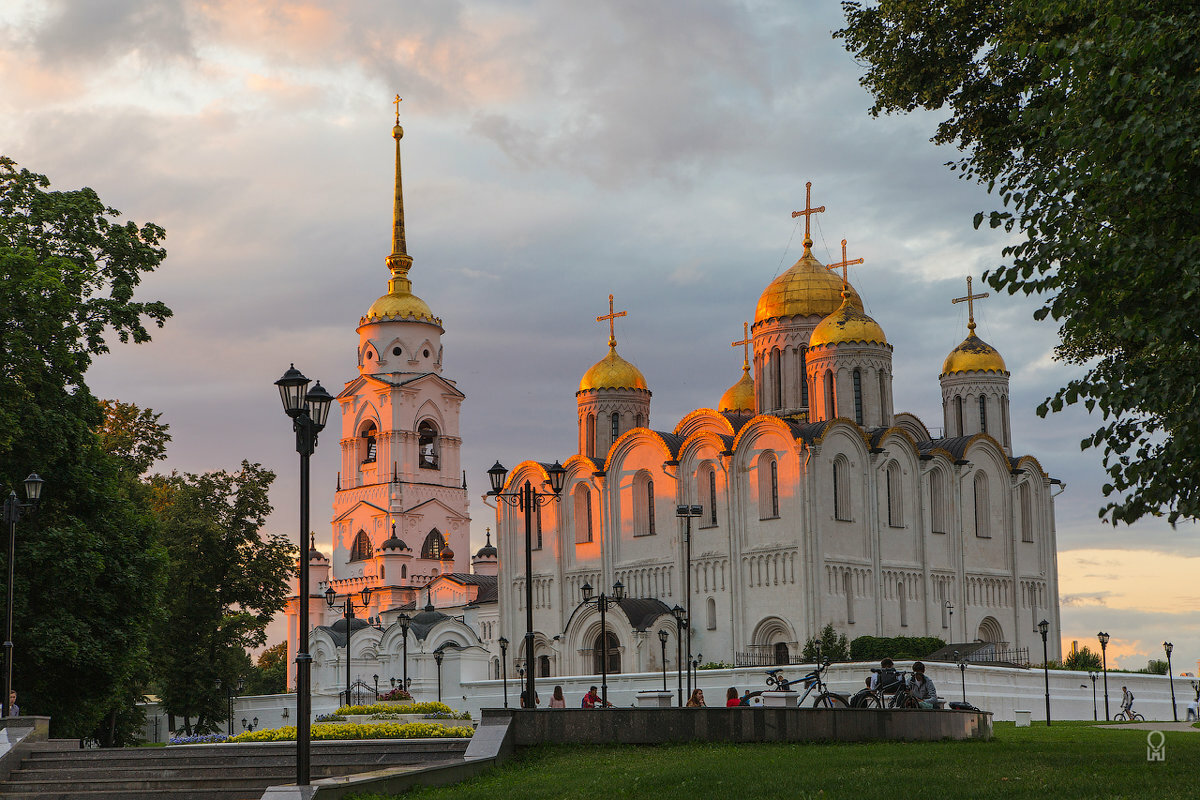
xmin=487 ymin=460 xmax=567 ymax=714
xmin=275 ymin=364 xmax=334 ymax=786
xmin=221 ymin=677 xmax=245 ymax=735
xmin=579 ymin=580 xmax=625 ymax=707
xmin=1037 ymin=619 xmax=1051 ymax=726
xmin=3 ymin=473 xmax=42 ymax=720
xmin=325 ymin=585 xmax=374 ymax=707
xmin=945 ymin=600 xmax=954 ymax=640
xmin=1087 ymin=671 xmax=1098 ymax=721
xmin=676 ymin=504 xmax=702 ymax=700
xmin=670 ymin=604 xmax=687 ymax=707
xmin=690 ymin=653 xmax=703 ymax=695
xmin=658 ymin=629 xmax=669 ymax=691
xmin=281 ymin=707 xmax=290 ymax=724
xmin=1098 ymin=631 xmax=1111 ymax=721
xmin=241 ymin=717 xmax=259 ymax=732
xmin=498 ymin=636 xmax=509 ymax=709
xmin=434 ymin=650 xmax=444 ymax=702
xmin=954 ymin=650 xmax=967 ymax=703
xmin=1164 ymin=642 xmax=1176 ymax=722
xmin=373 ymin=674 xmax=379 ymax=701
xmin=397 ymin=612 xmax=412 ymax=693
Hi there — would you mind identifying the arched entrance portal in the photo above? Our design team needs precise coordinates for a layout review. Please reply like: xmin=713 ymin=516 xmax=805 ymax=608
xmin=592 ymin=631 xmax=621 ymax=674
xmin=977 ymin=616 xmax=1005 ymax=647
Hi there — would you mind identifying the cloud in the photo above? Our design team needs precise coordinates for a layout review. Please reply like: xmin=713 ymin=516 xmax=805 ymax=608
xmin=1060 ymin=592 xmax=1113 ymax=608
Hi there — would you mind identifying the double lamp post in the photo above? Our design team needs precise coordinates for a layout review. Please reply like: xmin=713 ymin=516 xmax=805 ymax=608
xmin=579 ymin=579 xmax=625 ymax=707
xmin=325 ymin=585 xmax=373 ymax=707
xmin=3 ymin=474 xmax=44 ymax=720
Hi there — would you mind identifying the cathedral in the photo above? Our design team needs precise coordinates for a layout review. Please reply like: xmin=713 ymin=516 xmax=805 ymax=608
xmin=492 ymin=185 xmax=1063 ymax=680
xmin=284 ymin=109 xmax=1062 ymax=700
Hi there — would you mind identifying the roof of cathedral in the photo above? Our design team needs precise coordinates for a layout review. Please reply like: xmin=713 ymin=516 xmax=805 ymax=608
xmin=407 ymin=602 xmax=451 ymax=640
xmin=443 ymin=573 xmax=498 ymax=604
xmin=719 ymin=412 xmax=753 ymax=434
xmin=578 ymin=345 xmax=649 ymax=392
xmin=314 ymin=617 xmax=373 ymax=648
xmin=654 ymin=431 xmax=686 ymax=460
xmin=755 ymin=242 xmax=864 ymax=324
xmin=615 ymin=598 xmax=674 ymax=631
xmin=941 ymin=332 xmax=1007 ymax=376
xmin=473 ymin=531 xmax=497 ymax=560
xmin=718 ymin=368 xmax=755 ymax=414
xmin=380 ymin=530 xmax=410 ymax=552
xmin=809 ymin=293 xmax=888 ymax=348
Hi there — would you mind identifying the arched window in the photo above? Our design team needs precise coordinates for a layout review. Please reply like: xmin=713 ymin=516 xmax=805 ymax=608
xmin=538 ymin=654 xmax=551 ymax=677
xmin=706 ymin=597 xmax=717 ymax=630
xmin=1001 ymin=397 xmax=1010 ymax=445
xmin=757 ymin=453 xmax=779 ymax=519
xmin=421 ymin=528 xmax=447 ymax=559
xmin=955 ymin=396 xmax=964 ymax=435
xmin=899 ymin=580 xmax=908 ymax=627
xmin=844 ymin=571 xmax=855 ymax=624
xmin=1020 ymin=482 xmax=1034 ymax=542
xmin=929 ymin=469 xmax=947 ymax=533
xmin=647 ymin=479 xmax=655 ymax=535
xmin=772 ymin=348 xmax=783 ymax=408
xmin=586 ymin=414 xmax=596 ymax=458
xmin=535 ymin=505 xmax=543 ymax=550
xmin=973 ymin=473 xmax=991 ymax=538
xmin=492 ymin=658 xmax=500 ymax=680
xmin=635 ymin=413 xmax=644 ymax=429
xmin=350 ymin=530 xmax=372 ymax=561
xmin=824 ymin=370 xmax=835 ymax=418
xmin=593 ymin=631 xmax=621 ymax=674
xmin=401 ymin=564 xmax=407 ymax=579
xmin=574 ymin=484 xmax=593 ymax=544
xmin=979 ymin=395 xmax=988 ymax=433
xmin=886 ymin=461 xmax=903 ymax=527
xmin=611 ymin=412 xmax=620 ymax=446
xmin=634 ymin=472 xmax=655 ymax=536
xmin=361 ymin=422 xmax=378 ymax=464
xmin=774 ymin=642 xmax=789 ymax=666
xmin=852 ymin=368 xmax=864 ymax=425
xmin=799 ymin=347 xmax=809 ymax=410
xmin=418 ymin=421 xmax=439 ymax=469
xmin=878 ymin=371 xmax=888 ymax=420
xmin=708 ymin=468 xmax=718 ymax=526
xmin=833 ymin=456 xmax=851 ymax=521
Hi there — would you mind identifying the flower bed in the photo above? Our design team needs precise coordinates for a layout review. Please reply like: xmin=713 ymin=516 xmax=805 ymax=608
xmin=227 ymin=722 xmax=473 ymax=743
xmin=168 ymin=733 xmax=229 ymax=746
xmin=336 ymin=701 xmax=454 ymax=716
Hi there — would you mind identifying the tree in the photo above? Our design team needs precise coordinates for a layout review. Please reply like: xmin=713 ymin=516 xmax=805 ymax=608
xmin=1063 ymin=645 xmax=1103 ymax=672
xmin=1141 ymin=659 xmax=1169 ymax=675
xmin=96 ymin=400 xmax=171 ymax=477
xmin=1 ymin=157 xmax=172 ymax=742
xmin=245 ymin=642 xmax=289 ymax=696
xmin=837 ymin=1 xmax=1200 ymax=524
xmin=802 ymin=623 xmax=850 ymax=662
xmin=150 ymin=463 xmax=295 ymax=734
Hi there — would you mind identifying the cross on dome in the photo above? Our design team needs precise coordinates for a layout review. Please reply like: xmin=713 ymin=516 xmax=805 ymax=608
xmin=951 ymin=275 xmax=990 ymax=332
xmin=790 ymin=181 xmax=825 ymax=247
xmin=732 ymin=321 xmax=752 ymax=371
xmin=597 ymin=293 xmax=628 ymax=348
xmin=827 ymin=238 xmax=864 ymax=287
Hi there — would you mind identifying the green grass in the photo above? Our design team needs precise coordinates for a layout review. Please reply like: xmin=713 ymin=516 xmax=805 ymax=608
xmin=348 ymin=721 xmax=1199 ymax=800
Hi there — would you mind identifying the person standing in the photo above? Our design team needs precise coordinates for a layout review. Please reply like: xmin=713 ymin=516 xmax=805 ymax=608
xmin=4 ymin=691 xmax=17 ymax=717
xmin=549 ymin=686 xmax=566 ymax=708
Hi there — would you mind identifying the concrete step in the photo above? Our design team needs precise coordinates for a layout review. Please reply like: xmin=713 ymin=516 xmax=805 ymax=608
xmin=8 ymin=753 xmax=456 ymax=782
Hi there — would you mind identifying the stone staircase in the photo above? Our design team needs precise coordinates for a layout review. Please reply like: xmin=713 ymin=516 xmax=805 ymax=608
xmin=0 ymin=738 xmax=469 ymax=799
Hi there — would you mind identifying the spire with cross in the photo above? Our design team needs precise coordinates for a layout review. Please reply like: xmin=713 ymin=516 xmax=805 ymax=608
xmin=732 ymin=322 xmax=752 ymax=373
xmin=597 ymin=294 xmax=627 ymax=348
xmin=826 ymin=239 xmax=863 ymax=288
xmin=951 ymin=276 xmax=990 ymax=333
xmin=790 ymin=181 xmax=825 ymax=250
xmin=387 ymin=95 xmax=413 ymax=284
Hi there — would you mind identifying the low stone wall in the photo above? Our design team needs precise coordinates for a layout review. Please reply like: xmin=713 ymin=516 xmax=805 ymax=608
xmin=493 ymin=707 xmax=992 ymax=745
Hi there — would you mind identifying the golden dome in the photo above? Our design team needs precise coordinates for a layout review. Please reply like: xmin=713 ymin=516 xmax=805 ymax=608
xmin=364 ymin=287 xmax=439 ymax=325
xmin=755 ymin=245 xmax=864 ymax=324
xmin=579 ymin=345 xmax=648 ymax=392
xmin=941 ymin=332 xmax=1007 ymax=376
xmin=809 ymin=295 xmax=888 ymax=348
xmin=718 ymin=368 xmax=755 ymax=414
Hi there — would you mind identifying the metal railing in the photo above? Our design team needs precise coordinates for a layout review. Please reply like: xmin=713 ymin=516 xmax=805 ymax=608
xmin=734 ymin=650 xmax=808 ymax=667
xmin=968 ymin=646 xmax=1030 ymax=666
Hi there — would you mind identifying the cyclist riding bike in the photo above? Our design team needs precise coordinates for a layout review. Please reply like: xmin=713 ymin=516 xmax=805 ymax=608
xmin=1120 ymin=686 xmax=1135 ymax=719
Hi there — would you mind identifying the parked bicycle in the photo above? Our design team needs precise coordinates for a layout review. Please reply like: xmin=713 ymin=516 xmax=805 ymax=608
xmin=850 ymin=669 xmax=922 ymax=709
xmin=764 ymin=660 xmax=848 ymax=708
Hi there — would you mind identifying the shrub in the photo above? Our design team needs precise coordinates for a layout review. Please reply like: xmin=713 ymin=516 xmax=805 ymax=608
xmin=849 ymin=635 xmax=946 ymax=662
xmin=227 ymin=722 xmax=473 ymax=743
xmin=378 ymin=687 xmax=413 ymax=702
xmin=697 ymin=661 xmax=734 ymax=670
xmin=1063 ymin=646 xmax=1103 ymax=672
xmin=336 ymin=701 xmax=454 ymax=716
xmin=802 ymin=624 xmax=849 ymax=661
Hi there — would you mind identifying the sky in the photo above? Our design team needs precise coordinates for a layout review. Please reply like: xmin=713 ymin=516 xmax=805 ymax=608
xmin=1 ymin=0 xmax=1195 ymax=676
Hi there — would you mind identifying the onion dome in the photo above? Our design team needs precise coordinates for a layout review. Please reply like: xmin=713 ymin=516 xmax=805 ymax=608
xmin=308 ymin=533 xmax=329 ymax=562
xmin=439 ymin=546 xmax=455 ymax=561
xmin=474 ymin=529 xmax=497 ymax=560
xmin=941 ymin=332 xmax=1007 ymax=376
xmin=579 ymin=345 xmax=648 ymax=392
xmin=756 ymin=243 xmax=863 ymax=324
xmin=719 ymin=368 xmax=755 ymax=414
xmin=380 ymin=523 xmax=409 ymax=552
xmin=810 ymin=294 xmax=888 ymax=348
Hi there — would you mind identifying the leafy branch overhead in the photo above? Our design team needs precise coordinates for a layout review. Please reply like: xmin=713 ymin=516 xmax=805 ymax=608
xmin=837 ymin=0 xmax=1200 ymax=524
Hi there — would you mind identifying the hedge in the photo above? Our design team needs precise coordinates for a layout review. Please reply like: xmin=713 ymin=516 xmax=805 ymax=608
xmin=849 ymin=635 xmax=945 ymax=661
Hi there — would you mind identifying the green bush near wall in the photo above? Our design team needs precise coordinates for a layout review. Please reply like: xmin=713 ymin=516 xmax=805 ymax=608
xmin=849 ymin=636 xmax=945 ymax=662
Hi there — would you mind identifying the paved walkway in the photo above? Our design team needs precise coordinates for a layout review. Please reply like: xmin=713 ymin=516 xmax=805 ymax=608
xmin=1092 ymin=721 xmax=1199 ymax=733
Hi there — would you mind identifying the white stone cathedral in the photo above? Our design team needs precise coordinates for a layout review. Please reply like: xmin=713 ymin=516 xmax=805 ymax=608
xmin=492 ymin=187 xmax=1062 ymax=681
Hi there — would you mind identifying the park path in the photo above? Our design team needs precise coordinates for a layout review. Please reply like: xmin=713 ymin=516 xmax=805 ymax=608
xmin=1092 ymin=721 xmax=1199 ymax=733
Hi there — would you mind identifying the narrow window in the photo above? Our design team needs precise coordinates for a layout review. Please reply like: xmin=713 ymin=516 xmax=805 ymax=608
xmin=418 ymin=421 xmax=439 ymax=469
xmin=361 ymin=423 xmax=378 ymax=464
xmin=770 ymin=460 xmax=779 ymax=517
xmin=706 ymin=597 xmax=716 ymax=630
xmin=979 ymin=395 xmax=988 ymax=433
xmin=955 ymin=396 xmax=964 ymax=435
xmin=844 ymin=572 xmax=855 ymax=624
xmin=886 ymin=462 xmax=903 ymax=527
xmin=647 ymin=479 xmax=655 ymax=535
xmin=833 ymin=460 xmax=840 ymax=521
xmin=401 ymin=564 xmax=407 ymax=578
xmin=878 ymin=371 xmax=887 ymax=420
xmin=535 ymin=505 xmax=543 ymax=549
xmin=758 ymin=453 xmax=778 ymax=519
xmin=853 ymin=368 xmax=863 ymax=425
xmin=974 ymin=472 xmax=990 ymax=538
xmin=774 ymin=642 xmax=789 ymax=665
xmin=1002 ymin=398 xmax=1010 ymax=445
xmin=772 ymin=348 xmax=783 ymax=408
xmin=611 ymin=412 xmax=620 ymax=445
xmin=586 ymin=414 xmax=595 ymax=458
xmin=824 ymin=370 xmax=835 ymax=418
xmin=574 ymin=484 xmax=593 ymax=544
xmin=930 ymin=470 xmax=946 ymax=533
xmin=833 ymin=456 xmax=851 ymax=521
xmin=350 ymin=530 xmax=372 ymax=561
xmin=635 ymin=413 xmax=644 ymax=429
xmin=1020 ymin=482 xmax=1034 ymax=543
xmin=538 ymin=654 xmax=550 ymax=677
xmin=708 ymin=469 xmax=718 ymax=526
xmin=799 ymin=347 xmax=809 ymax=410
xmin=899 ymin=580 xmax=908 ymax=627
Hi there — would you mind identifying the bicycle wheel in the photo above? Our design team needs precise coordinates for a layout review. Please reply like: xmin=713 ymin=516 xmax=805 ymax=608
xmin=1114 ymin=712 xmax=1127 ymax=721
xmin=892 ymin=692 xmax=919 ymax=710
xmin=813 ymin=692 xmax=849 ymax=709
xmin=1133 ymin=713 xmax=1145 ymax=721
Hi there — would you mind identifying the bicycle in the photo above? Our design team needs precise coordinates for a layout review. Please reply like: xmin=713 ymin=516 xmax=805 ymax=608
xmin=1114 ymin=709 xmax=1145 ymax=722
xmin=765 ymin=661 xmax=848 ymax=708
xmin=850 ymin=667 xmax=906 ymax=709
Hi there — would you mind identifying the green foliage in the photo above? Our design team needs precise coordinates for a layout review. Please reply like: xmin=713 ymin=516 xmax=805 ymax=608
xmin=697 ymin=661 xmax=733 ymax=670
xmin=244 ymin=642 xmax=288 ymax=696
xmin=1062 ymin=646 xmax=1103 ymax=672
xmin=836 ymin=1 xmax=1200 ymax=524
xmin=801 ymin=623 xmax=849 ymax=662
xmin=1140 ymin=659 xmax=1169 ymax=675
xmin=150 ymin=463 xmax=295 ymax=734
xmin=0 ymin=157 xmax=172 ymax=743
xmin=226 ymin=721 xmax=473 ymax=743
xmin=849 ymin=636 xmax=946 ymax=662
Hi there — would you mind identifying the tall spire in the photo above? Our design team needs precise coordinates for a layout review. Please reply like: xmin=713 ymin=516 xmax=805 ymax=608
xmin=386 ymin=95 xmax=413 ymax=294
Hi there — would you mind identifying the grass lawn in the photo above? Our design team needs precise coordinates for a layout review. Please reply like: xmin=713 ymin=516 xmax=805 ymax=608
xmin=349 ymin=721 xmax=1198 ymax=800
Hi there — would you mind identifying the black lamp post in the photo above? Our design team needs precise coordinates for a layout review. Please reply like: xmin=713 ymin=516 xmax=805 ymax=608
xmin=1164 ymin=642 xmax=1176 ymax=722
xmin=690 ymin=653 xmax=703 ymax=695
xmin=275 ymin=364 xmax=334 ymax=786
xmin=487 ymin=461 xmax=567 ymax=715
xmin=281 ymin=707 xmax=290 ymax=725
xmin=945 ymin=600 xmax=954 ymax=641
xmin=397 ymin=612 xmax=412 ymax=693
xmin=675 ymin=504 xmax=702 ymax=699
xmin=1098 ymin=631 xmax=1111 ymax=721
xmin=658 ymin=629 xmax=669 ymax=691
xmin=221 ymin=677 xmax=245 ymax=735
xmin=671 ymin=604 xmax=686 ymax=707
xmin=434 ymin=650 xmax=444 ymax=702
xmin=373 ymin=674 xmax=379 ymax=701
xmin=1037 ymin=619 xmax=1051 ymax=726
xmin=325 ymin=585 xmax=374 ymax=707
xmin=3 ymin=473 xmax=42 ymax=720
xmin=579 ymin=580 xmax=625 ymax=707
xmin=954 ymin=650 xmax=967 ymax=703
xmin=498 ymin=636 xmax=509 ymax=708
xmin=241 ymin=717 xmax=259 ymax=732
xmin=1088 ymin=671 xmax=1098 ymax=721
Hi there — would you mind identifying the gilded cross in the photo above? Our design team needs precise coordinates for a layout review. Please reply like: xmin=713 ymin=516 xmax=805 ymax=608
xmin=951 ymin=275 xmax=990 ymax=332
xmin=597 ymin=293 xmax=627 ymax=347
xmin=731 ymin=322 xmax=752 ymax=370
xmin=826 ymin=239 xmax=864 ymax=286
xmin=394 ymin=94 xmax=403 ymax=124
xmin=790 ymin=181 xmax=825 ymax=244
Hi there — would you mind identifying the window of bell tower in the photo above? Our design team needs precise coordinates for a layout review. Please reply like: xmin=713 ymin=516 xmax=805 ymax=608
xmin=418 ymin=421 xmax=439 ymax=469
